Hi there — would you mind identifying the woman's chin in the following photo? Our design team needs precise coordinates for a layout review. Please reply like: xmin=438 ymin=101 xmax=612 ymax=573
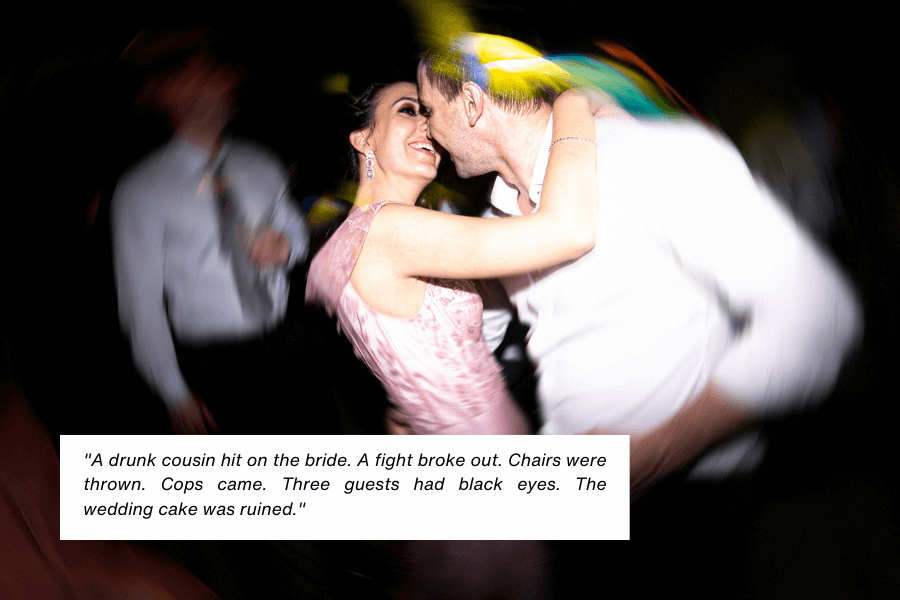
xmin=415 ymin=165 xmax=439 ymax=183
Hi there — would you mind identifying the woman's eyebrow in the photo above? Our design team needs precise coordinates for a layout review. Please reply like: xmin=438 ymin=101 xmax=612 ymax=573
xmin=392 ymin=97 xmax=420 ymax=107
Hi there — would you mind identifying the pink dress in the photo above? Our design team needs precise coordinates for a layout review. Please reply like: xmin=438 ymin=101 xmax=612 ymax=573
xmin=306 ymin=200 xmax=529 ymax=435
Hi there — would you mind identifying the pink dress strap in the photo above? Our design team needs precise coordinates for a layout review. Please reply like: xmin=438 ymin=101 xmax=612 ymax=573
xmin=306 ymin=200 xmax=403 ymax=318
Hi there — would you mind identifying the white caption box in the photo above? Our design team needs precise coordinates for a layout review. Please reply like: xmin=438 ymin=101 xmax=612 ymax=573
xmin=61 ymin=435 xmax=629 ymax=540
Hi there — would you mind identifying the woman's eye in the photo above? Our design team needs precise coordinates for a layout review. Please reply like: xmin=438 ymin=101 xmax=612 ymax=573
xmin=399 ymin=105 xmax=418 ymax=116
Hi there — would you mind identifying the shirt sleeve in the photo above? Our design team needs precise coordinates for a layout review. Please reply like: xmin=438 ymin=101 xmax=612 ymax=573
xmin=478 ymin=205 xmax=514 ymax=351
xmin=479 ymin=277 xmax=515 ymax=354
xmin=270 ymin=180 xmax=310 ymax=268
xmin=112 ymin=177 xmax=192 ymax=409
xmin=482 ymin=307 xmax=513 ymax=354
xmin=239 ymin=145 xmax=309 ymax=267
xmin=654 ymin=125 xmax=861 ymax=416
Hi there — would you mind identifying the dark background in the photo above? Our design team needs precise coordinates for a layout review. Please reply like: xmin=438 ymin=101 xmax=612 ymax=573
xmin=2 ymin=4 xmax=898 ymax=598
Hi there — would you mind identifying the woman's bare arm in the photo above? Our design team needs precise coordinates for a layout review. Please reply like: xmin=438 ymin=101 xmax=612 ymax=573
xmin=366 ymin=90 xmax=598 ymax=281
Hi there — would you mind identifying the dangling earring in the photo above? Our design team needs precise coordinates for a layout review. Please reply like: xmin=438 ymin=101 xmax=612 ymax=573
xmin=365 ymin=151 xmax=375 ymax=180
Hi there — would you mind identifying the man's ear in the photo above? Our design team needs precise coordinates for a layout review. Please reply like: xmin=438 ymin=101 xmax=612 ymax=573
xmin=460 ymin=81 xmax=485 ymax=128
xmin=349 ymin=129 xmax=369 ymax=154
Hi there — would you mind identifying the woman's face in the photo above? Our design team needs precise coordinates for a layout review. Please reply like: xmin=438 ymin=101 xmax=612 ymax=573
xmin=364 ymin=82 xmax=441 ymax=184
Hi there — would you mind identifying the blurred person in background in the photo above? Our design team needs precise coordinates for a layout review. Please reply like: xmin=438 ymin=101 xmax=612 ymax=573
xmin=112 ymin=30 xmax=311 ymax=435
xmin=111 ymin=29 xmax=340 ymax=600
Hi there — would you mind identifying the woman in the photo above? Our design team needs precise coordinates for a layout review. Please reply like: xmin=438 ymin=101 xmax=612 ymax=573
xmin=306 ymin=81 xmax=597 ymax=435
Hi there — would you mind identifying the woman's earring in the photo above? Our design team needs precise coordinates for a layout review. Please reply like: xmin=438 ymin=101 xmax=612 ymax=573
xmin=365 ymin=151 xmax=375 ymax=180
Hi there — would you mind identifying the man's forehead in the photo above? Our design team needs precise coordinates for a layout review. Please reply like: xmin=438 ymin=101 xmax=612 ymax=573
xmin=416 ymin=81 xmax=433 ymax=106
xmin=417 ymin=77 xmax=443 ymax=109
xmin=415 ymin=71 xmax=430 ymax=93
xmin=415 ymin=62 xmax=428 ymax=83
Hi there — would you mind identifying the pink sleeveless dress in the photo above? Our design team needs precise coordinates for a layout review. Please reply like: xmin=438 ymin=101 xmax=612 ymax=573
xmin=306 ymin=200 xmax=529 ymax=435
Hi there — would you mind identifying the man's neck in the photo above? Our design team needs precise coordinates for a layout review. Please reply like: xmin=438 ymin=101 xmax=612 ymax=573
xmin=172 ymin=108 xmax=229 ymax=159
xmin=492 ymin=105 xmax=551 ymax=215
xmin=173 ymin=128 xmax=225 ymax=160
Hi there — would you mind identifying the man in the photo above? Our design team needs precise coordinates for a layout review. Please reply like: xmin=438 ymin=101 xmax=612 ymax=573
xmin=416 ymin=34 xmax=861 ymax=492
xmin=113 ymin=39 xmax=309 ymax=434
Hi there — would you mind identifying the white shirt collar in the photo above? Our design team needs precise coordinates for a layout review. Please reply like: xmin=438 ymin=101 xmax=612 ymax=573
xmin=489 ymin=115 xmax=554 ymax=216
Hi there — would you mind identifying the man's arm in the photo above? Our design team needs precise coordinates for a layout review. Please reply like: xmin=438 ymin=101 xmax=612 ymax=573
xmin=112 ymin=178 xmax=215 ymax=434
xmin=586 ymin=381 xmax=754 ymax=497
xmin=248 ymin=146 xmax=310 ymax=270
xmin=248 ymin=188 xmax=309 ymax=271
xmin=168 ymin=394 xmax=219 ymax=435
xmin=585 ymin=126 xmax=860 ymax=495
xmin=268 ymin=183 xmax=310 ymax=269
xmin=658 ymin=126 xmax=861 ymax=417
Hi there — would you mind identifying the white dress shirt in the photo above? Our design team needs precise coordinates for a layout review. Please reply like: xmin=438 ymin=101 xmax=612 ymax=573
xmin=487 ymin=115 xmax=860 ymax=474
xmin=112 ymin=137 xmax=309 ymax=407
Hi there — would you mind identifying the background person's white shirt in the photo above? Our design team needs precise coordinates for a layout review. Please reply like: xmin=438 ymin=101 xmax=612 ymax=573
xmin=112 ymin=137 xmax=309 ymax=407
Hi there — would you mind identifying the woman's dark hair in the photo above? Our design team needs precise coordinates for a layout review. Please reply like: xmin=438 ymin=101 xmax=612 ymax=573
xmin=344 ymin=82 xmax=412 ymax=181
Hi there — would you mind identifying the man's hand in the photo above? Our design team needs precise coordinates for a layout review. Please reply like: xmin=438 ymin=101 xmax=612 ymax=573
xmin=250 ymin=230 xmax=290 ymax=270
xmin=582 ymin=381 xmax=755 ymax=498
xmin=385 ymin=407 xmax=414 ymax=435
xmin=169 ymin=394 xmax=219 ymax=435
xmin=581 ymin=427 xmax=674 ymax=499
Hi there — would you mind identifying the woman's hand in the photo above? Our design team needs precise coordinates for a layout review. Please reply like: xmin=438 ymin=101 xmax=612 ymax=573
xmin=585 ymin=87 xmax=631 ymax=119
xmin=558 ymin=87 xmax=631 ymax=119
xmin=553 ymin=88 xmax=592 ymax=113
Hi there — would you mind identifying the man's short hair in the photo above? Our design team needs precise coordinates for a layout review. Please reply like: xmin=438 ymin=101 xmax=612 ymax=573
xmin=419 ymin=33 xmax=571 ymax=115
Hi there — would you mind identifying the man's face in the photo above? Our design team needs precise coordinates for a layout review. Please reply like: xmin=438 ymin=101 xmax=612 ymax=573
xmin=416 ymin=67 xmax=489 ymax=179
xmin=164 ymin=54 xmax=242 ymax=129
